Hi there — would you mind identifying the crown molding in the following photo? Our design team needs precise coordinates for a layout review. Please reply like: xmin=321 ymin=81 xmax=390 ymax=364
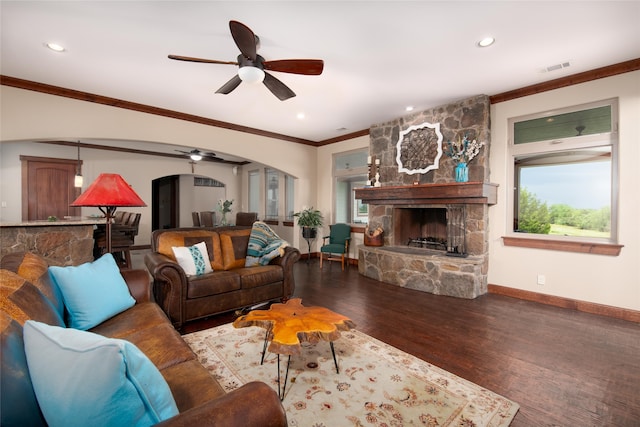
xmin=490 ymin=58 xmax=640 ymax=104
xmin=0 ymin=75 xmax=318 ymax=147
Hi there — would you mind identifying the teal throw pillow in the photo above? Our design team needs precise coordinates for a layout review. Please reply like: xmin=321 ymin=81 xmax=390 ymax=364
xmin=48 ymin=253 xmax=135 ymax=330
xmin=23 ymin=320 xmax=179 ymax=427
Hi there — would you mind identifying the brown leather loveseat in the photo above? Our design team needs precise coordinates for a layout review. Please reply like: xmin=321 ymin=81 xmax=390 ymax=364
xmin=145 ymin=226 xmax=300 ymax=330
xmin=0 ymin=252 xmax=287 ymax=427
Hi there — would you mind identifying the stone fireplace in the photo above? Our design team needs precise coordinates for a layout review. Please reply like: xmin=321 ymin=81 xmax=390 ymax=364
xmin=355 ymin=95 xmax=497 ymax=299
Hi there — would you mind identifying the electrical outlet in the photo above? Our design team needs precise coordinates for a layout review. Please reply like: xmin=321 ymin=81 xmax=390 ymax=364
xmin=537 ymin=274 xmax=546 ymax=286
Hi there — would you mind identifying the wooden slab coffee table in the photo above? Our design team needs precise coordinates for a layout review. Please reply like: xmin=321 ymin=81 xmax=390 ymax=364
xmin=233 ymin=298 xmax=356 ymax=399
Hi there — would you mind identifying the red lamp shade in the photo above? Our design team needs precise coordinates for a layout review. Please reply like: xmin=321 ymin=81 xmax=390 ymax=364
xmin=71 ymin=173 xmax=146 ymax=256
xmin=71 ymin=173 xmax=146 ymax=208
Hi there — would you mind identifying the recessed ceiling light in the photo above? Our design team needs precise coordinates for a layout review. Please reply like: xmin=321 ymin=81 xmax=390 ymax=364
xmin=405 ymin=106 xmax=414 ymax=112
xmin=296 ymin=112 xmax=305 ymax=120
xmin=45 ymin=42 xmax=66 ymax=52
xmin=477 ymin=37 xmax=495 ymax=48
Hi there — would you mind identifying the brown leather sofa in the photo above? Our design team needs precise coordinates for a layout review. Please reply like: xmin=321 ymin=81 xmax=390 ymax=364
xmin=0 ymin=252 xmax=287 ymax=427
xmin=145 ymin=226 xmax=300 ymax=330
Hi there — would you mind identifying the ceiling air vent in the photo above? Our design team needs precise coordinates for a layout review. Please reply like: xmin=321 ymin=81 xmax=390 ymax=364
xmin=544 ymin=61 xmax=571 ymax=73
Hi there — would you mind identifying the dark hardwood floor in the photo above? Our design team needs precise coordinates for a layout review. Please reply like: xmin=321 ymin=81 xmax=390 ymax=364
xmin=182 ymin=260 xmax=640 ymax=426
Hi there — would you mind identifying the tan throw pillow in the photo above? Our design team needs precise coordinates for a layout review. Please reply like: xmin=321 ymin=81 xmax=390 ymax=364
xmin=219 ymin=229 xmax=251 ymax=270
xmin=16 ymin=252 xmax=65 ymax=317
xmin=0 ymin=269 xmax=65 ymax=327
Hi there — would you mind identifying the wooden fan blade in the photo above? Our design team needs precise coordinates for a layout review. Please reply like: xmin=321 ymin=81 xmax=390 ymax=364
xmin=215 ymin=75 xmax=242 ymax=94
xmin=263 ymin=59 xmax=324 ymax=75
xmin=263 ymin=72 xmax=296 ymax=101
xmin=229 ymin=20 xmax=257 ymax=61
xmin=168 ymin=55 xmax=238 ymax=65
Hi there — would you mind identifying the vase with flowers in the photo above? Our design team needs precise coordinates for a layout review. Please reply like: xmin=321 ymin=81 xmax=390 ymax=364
xmin=217 ymin=199 xmax=233 ymax=225
xmin=444 ymin=134 xmax=485 ymax=182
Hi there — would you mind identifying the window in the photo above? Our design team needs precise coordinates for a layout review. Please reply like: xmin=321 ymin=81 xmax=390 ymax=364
xmin=285 ymin=175 xmax=294 ymax=220
xmin=334 ymin=149 xmax=369 ymax=224
xmin=509 ymin=99 xmax=618 ymax=244
xmin=265 ymin=168 xmax=279 ymax=220
xmin=248 ymin=170 xmax=260 ymax=213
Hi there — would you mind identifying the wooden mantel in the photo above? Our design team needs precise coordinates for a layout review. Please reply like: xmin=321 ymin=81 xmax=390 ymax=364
xmin=354 ymin=182 xmax=498 ymax=205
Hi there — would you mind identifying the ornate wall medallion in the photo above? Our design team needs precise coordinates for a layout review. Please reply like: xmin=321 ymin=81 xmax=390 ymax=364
xmin=395 ymin=122 xmax=443 ymax=175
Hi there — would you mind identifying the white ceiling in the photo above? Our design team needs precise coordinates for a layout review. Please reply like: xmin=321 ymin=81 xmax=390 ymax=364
xmin=2 ymin=1 xmax=639 ymax=144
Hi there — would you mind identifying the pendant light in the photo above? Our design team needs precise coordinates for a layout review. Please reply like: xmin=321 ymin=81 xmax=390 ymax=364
xmin=74 ymin=141 xmax=83 ymax=188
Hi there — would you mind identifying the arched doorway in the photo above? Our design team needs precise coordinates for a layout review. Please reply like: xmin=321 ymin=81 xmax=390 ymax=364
xmin=151 ymin=174 xmax=226 ymax=230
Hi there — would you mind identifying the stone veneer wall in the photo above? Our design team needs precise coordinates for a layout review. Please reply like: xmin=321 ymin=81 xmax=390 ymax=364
xmin=371 ymin=94 xmax=491 ymax=187
xmin=359 ymin=95 xmax=492 ymax=299
xmin=0 ymin=225 xmax=95 ymax=266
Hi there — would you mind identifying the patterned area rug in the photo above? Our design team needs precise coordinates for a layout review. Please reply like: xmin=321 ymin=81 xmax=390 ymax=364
xmin=183 ymin=324 xmax=519 ymax=426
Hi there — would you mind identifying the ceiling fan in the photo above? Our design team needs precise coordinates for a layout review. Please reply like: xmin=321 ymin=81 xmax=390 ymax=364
xmin=175 ymin=149 xmax=248 ymax=166
xmin=169 ymin=20 xmax=324 ymax=101
xmin=175 ymin=149 xmax=221 ymax=162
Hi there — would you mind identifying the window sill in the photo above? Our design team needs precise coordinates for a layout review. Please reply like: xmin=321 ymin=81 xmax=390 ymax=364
xmin=502 ymin=236 xmax=623 ymax=256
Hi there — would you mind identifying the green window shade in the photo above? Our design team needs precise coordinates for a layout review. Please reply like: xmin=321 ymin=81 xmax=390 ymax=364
xmin=514 ymin=105 xmax=611 ymax=144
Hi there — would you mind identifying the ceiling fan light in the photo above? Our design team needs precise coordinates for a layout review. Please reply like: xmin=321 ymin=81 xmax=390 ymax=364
xmin=238 ymin=66 xmax=265 ymax=84
xmin=190 ymin=153 xmax=203 ymax=161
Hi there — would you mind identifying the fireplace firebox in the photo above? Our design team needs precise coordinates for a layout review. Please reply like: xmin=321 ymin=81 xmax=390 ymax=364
xmin=394 ymin=206 xmax=467 ymax=256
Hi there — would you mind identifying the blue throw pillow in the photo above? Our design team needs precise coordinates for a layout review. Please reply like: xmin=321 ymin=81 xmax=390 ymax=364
xmin=23 ymin=320 xmax=179 ymax=427
xmin=48 ymin=253 xmax=135 ymax=330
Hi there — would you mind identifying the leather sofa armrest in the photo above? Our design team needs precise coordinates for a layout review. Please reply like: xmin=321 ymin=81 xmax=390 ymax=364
xmin=269 ymin=246 xmax=301 ymax=267
xmin=269 ymin=246 xmax=301 ymax=298
xmin=120 ymin=269 xmax=153 ymax=303
xmin=145 ymin=251 xmax=180 ymax=276
xmin=155 ymin=382 xmax=287 ymax=427
xmin=144 ymin=251 xmax=188 ymax=328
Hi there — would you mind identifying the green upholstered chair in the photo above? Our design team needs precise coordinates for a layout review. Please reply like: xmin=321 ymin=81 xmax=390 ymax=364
xmin=319 ymin=223 xmax=351 ymax=270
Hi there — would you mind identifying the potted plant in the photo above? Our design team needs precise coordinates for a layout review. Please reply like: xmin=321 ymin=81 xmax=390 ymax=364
xmin=293 ymin=207 xmax=323 ymax=239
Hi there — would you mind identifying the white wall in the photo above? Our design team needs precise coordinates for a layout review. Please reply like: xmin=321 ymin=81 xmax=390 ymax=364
xmin=0 ymin=85 xmax=316 ymax=249
xmin=179 ymin=175 xmax=227 ymax=228
xmin=489 ymin=71 xmax=640 ymax=311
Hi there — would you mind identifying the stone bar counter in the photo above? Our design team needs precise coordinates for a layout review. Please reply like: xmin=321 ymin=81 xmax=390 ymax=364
xmin=0 ymin=218 xmax=103 ymax=266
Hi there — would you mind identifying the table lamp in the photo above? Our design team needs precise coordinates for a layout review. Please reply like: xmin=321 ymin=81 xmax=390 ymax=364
xmin=70 ymin=173 xmax=146 ymax=253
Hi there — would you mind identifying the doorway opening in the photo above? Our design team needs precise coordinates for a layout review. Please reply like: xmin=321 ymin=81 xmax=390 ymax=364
xmin=151 ymin=174 xmax=226 ymax=230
